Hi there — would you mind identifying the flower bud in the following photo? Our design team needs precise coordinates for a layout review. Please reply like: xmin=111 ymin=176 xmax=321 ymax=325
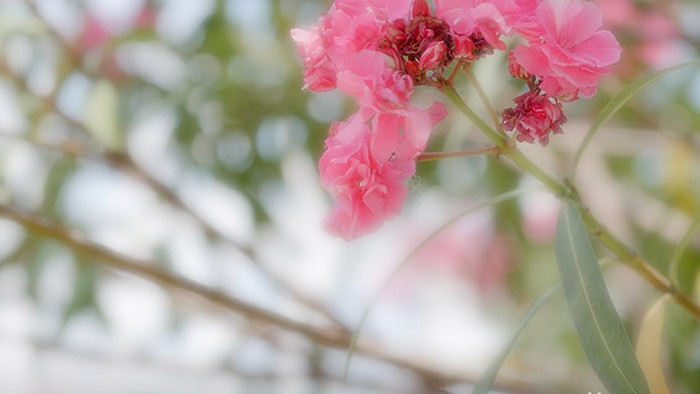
xmin=454 ymin=36 xmax=476 ymax=60
xmin=418 ymin=41 xmax=448 ymax=70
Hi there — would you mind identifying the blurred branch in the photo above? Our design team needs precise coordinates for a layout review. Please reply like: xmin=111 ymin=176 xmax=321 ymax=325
xmin=19 ymin=335 xmax=390 ymax=392
xmin=0 ymin=202 xmax=560 ymax=393
xmin=101 ymin=151 xmax=349 ymax=328
xmin=0 ymin=131 xmax=95 ymax=157
xmin=0 ymin=40 xmax=347 ymax=332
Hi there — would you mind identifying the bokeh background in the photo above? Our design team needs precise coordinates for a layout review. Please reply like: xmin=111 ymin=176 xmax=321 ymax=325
xmin=0 ymin=0 xmax=699 ymax=393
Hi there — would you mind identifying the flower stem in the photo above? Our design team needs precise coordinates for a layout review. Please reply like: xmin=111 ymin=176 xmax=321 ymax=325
xmin=442 ymin=85 xmax=568 ymax=196
xmin=442 ymin=84 xmax=507 ymax=148
xmin=571 ymin=196 xmax=700 ymax=320
xmin=445 ymin=60 xmax=464 ymax=87
xmin=442 ymin=85 xmax=700 ymax=321
xmin=417 ymin=146 xmax=499 ymax=162
xmin=464 ymin=65 xmax=504 ymax=134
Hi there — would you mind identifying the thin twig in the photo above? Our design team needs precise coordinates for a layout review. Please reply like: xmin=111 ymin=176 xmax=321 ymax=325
xmin=445 ymin=60 xmax=464 ymax=87
xmin=0 ymin=38 xmax=347 ymax=330
xmin=416 ymin=146 xmax=499 ymax=162
xmin=464 ymin=65 xmax=504 ymax=134
xmin=0 ymin=203 xmax=560 ymax=393
xmin=16 ymin=333 xmax=401 ymax=393
xmin=0 ymin=131 xmax=94 ymax=157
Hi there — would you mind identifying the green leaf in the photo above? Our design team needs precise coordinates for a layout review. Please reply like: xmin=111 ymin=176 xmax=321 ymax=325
xmin=0 ymin=15 xmax=47 ymax=36
xmin=636 ymin=295 xmax=671 ymax=394
xmin=472 ymin=285 xmax=559 ymax=394
xmin=61 ymin=256 xmax=104 ymax=329
xmin=669 ymin=216 xmax=700 ymax=286
xmin=556 ymin=202 xmax=650 ymax=394
xmin=572 ymin=61 xmax=700 ymax=178
xmin=84 ymin=79 xmax=122 ymax=151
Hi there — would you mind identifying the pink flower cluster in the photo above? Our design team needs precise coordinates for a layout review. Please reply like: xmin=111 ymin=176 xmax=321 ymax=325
xmin=501 ymin=91 xmax=566 ymax=145
xmin=292 ymin=0 xmax=620 ymax=239
xmin=503 ymin=0 xmax=621 ymax=144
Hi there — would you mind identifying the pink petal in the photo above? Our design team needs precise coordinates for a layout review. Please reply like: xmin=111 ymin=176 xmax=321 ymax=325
xmin=573 ymin=30 xmax=622 ymax=66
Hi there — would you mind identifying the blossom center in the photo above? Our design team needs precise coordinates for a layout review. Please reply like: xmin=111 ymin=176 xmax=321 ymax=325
xmin=382 ymin=16 xmax=455 ymax=84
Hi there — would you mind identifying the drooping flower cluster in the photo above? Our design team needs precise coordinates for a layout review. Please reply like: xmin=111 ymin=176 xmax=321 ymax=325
xmin=292 ymin=0 xmax=620 ymax=239
xmin=501 ymin=91 xmax=567 ymax=145
xmin=503 ymin=0 xmax=621 ymax=144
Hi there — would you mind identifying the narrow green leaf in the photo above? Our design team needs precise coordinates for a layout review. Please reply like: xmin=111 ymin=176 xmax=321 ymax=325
xmin=472 ymin=285 xmax=559 ymax=394
xmin=84 ymin=79 xmax=123 ymax=151
xmin=669 ymin=216 xmax=700 ymax=286
xmin=636 ymin=295 xmax=671 ymax=394
xmin=0 ymin=15 xmax=47 ymax=36
xmin=556 ymin=202 xmax=650 ymax=394
xmin=343 ymin=188 xmax=538 ymax=384
xmin=61 ymin=256 xmax=104 ymax=329
xmin=572 ymin=61 xmax=700 ymax=178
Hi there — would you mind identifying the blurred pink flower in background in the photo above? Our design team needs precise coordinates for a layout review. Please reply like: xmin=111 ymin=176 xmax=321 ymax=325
xmin=76 ymin=4 xmax=158 ymax=81
xmin=390 ymin=213 xmax=512 ymax=295
xmin=81 ymin=13 xmax=111 ymax=50
xmin=636 ymin=13 xmax=683 ymax=69
xmin=594 ymin=0 xmax=684 ymax=73
xmin=520 ymin=191 xmax=561 ymax=244
xmin=78 ymin=4 xmax=157 ymax=51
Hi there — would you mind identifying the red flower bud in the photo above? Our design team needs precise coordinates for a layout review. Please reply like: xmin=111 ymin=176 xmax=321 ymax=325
xmin=419 ymin=41 xmax=448 ymax=70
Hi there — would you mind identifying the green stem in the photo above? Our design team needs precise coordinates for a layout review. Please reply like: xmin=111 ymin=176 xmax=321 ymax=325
xmin=417 ymin=146 xmax=499 ymax=162
xmin=442 ymin=84 xmax=505 ymax=146
xmin=464 ymin=65 xmax=503 ymax=133
xmin=442 ymin=85 xmax=700 ymax=321
xmin=442 ymin=85 xmax=568 ymax=196
xmin=572 ymin=198 xmax=700 ymax=321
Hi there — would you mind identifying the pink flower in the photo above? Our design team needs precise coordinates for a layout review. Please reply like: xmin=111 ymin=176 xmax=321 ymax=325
xmin=381 ymin=5 xmax=458 ymax=82
xmin=506 ymin=0 xmax=545 ymax=40
xmin=370 ymin=102 xmax=448 ymax=161
xmin=320 ymin=103 xmax=446 ymax=240
xmin=290 ymin=0 xmax=391 ymax=92
xmin=507 ymin=50 xmax=529 ymax=80
xmin=336 ymin=49 xmax=414 ymax=111
xmin=501 ymin=91 xmax=566 ymax=145
xmin=319 ymin=112 xmax=412 ymax=240
xmin=511 ymin=0 xmax=621 ymax=100
xmin=418 ymin=41 xmax=449 ymax=71
xmin=290 ymin=25 xmax=338 ymax=91
xmin=435 ymin=0 xmax=511 ymax=50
